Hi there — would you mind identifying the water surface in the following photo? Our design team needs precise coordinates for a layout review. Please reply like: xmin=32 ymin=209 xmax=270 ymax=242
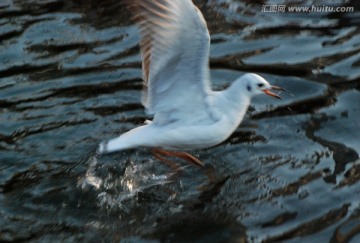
xmin=0 ymin=0 xmax=360 ymax=242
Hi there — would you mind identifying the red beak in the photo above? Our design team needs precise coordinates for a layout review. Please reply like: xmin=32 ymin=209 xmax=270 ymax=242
xmin=263 ymin=85 xmax=285 ymax=100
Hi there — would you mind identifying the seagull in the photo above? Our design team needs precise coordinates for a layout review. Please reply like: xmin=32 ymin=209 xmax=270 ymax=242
xmin=98 ymin=0 xmax=284 ymax=167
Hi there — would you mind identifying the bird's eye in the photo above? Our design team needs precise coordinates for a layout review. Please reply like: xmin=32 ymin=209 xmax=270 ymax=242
xmin=257 ymin=83 xmax=264 ymax=88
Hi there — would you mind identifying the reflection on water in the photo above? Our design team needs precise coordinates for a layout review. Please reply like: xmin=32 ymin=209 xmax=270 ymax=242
xmin=1 ymin=0 xmax=360 ymax=242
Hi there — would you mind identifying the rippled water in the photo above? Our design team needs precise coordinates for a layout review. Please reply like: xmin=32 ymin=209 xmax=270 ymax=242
xmin=1 ymin=0 xmax=360 ymax=242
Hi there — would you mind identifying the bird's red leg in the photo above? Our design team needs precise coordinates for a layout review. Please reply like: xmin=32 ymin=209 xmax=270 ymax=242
xmin=170 ymin=151 xmax=204 ymax=168
xmin=151 ymin=148 xmax=181 ymax=172
xmin=151 ymin=148 xmax=204 ymax=168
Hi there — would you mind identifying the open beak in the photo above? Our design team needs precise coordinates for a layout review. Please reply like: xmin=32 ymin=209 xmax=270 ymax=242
xmin=263 ymin=86 xmax=286 ymax=100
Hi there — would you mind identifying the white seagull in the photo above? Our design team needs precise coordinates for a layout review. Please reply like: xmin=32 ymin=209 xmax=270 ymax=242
xmin=98 ymin=0 xmax=284 ymax=167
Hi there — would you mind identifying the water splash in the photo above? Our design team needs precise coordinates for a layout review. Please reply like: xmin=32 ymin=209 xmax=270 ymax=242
xmin=78 ymin=154 xmax=175 ymax=211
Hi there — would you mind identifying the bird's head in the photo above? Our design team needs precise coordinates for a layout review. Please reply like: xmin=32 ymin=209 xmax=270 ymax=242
xmin=241 ymin=73 xmax=284 ymax=99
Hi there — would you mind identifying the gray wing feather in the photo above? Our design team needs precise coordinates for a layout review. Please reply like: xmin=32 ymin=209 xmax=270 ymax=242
xmin=131 ymin=0 xmax=219 ymax=125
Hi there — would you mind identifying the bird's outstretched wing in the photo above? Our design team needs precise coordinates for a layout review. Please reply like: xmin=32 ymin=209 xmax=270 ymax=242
xmin=129 ymin=0 xmax=220 ymax=125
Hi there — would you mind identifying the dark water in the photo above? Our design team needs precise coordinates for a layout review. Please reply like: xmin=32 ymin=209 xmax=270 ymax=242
xmin=1 ymin=0 xmax=360 ymax=242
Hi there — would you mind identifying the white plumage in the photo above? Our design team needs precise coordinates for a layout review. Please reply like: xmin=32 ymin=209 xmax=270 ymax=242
xmin=98 ymin=0 xmax=283 ymax=157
